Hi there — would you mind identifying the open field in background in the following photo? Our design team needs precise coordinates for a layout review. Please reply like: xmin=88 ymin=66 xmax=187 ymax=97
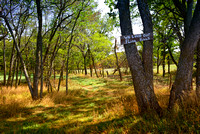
xmin=0 ymin=64 xmax=177 ymax=82
xmin=0 ymin=65 xmax=200 ymax=133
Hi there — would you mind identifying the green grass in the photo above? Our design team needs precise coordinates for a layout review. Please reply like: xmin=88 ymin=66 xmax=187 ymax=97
xmin=0 ymin=67 xmax=200 ymax=133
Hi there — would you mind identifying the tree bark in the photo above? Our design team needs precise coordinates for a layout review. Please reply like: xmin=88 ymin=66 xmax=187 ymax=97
xmin=196 ymin=39 xmax=200 ymax=98
xmin=90 ymin=65 xmax=93 ymax=77
xmin=15 ymin=57 xmax=19 ymax=88
xmin=91 ymin=55 xmax=99 ymax=78
xmin=114 ymin=38 xmax=122 ymax=81
xmin=162 ymin=43 xmax=166 ymax=77
xmin=117 ymin=0 xmax=161 ymax=114
xmin=167 ymin=56 xmax=170 ymax=74
xmin=58 ymin=59 xmax=65 ymax=92
xmin=18 ymin=68 xmax=22 ymax=85
xmin=7 ymin=43 xmax=15 ymax=86
xmin=168 ymin=1 xmax=200 ymax=109
xmin=33 ymin=0 xmax=43 ymax=100
xmin=11 ymin=58 xmax=16 ymax=88
xmin=3 ymin=38 xmax=6 ymax=86
xmin=83 ymin=56 xmax=87 ymax=75
xmin=156 ymin=46 xmax=160 ymax=74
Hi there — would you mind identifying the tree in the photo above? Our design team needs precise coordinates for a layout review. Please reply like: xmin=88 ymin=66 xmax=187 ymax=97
xmin=114 ymin=38 xmax=122 ymax=81
xmin=117 ymin=0 xmax=161 ymax=114
xmin=35 ymin=0 xmax=43 ymax=99
xmin=197 ymin=40 xmax=200 ymax=98
xmin=0 ymin=0 xmax=34 ymax=98
xmin=168 ymin=0 xmax=200 ymax=109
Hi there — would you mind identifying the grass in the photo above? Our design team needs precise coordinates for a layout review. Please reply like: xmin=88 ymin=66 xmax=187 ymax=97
xmin=0 ymin=69 xmax=200 ymax=133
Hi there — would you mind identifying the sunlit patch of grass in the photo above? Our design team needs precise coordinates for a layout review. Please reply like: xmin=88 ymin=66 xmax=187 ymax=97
xmin=0 ymin=73 xmax=200 ymax=133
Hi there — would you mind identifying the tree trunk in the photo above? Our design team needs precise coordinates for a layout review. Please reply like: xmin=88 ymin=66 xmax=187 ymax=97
xmin=157 ymin=46 xmax=160 ymax=74
xmin=18 ymin=69 xmax=22 ymax=85
xmin=15 ymin=57 xmax=19 ymax=88
xmin=117 ymin=0 xmax=161 ymax=114
xmin=58 ymin=59 xmax=65 ymax=92
xmin=167 ymin=56 xmax=170 ymax=74
xmin=166 ymin=44 xmax=178 ymax=67
xmin=168 ymin=56 xmax=172 ymax=89
xmin=90 ymin=66 xmax=93 ymax=77
xmin=7 ymin=43 xmax=15 ymax=86
xmin=196 ymin=39 xmax=200 ymax=98
xmin=83 ymin=56 xmax=87 ymax=75
xmin=114 ymin=38 xmax=122 ymax=81
xmin=46 ymin=37 xmax=60 ymax=92
xmin=66 ymin=55 xmax=69 ymax=94
xmin=11 ymin=58 xmax=16 ymax=88
xmin=92 ymin=55 xmax=99 ymax=78
xmin=168 ymin=1 xmax=200 ymax=109
xmin=102 ymin=67 xmax=104 ymax=78
xmin=162 ymin=44 xmax=166 ymax=77
xmin=4 ymin=16 xmax=34 ymax=97
xmin=33 ymin=0 xmax=43 ymax=100
xmin=3 ymin=38 xmax=6 ymax=86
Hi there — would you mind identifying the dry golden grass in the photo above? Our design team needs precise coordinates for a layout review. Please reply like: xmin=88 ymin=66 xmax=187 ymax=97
xmin=0 ymin=74 xmax=200 ymax=133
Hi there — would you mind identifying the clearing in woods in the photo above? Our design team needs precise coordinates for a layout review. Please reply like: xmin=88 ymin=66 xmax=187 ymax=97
xmin=0 ymin=71 xmax=199 ymax=133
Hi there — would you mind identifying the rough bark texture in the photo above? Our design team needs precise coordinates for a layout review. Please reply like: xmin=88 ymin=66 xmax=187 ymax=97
xmin=196 ymin=40 xmax=200 ymax=98
xmin=117 ymin=0 xmax=161 ymax=114
xmin=33 ymin=0 xmax=43 ymax=100
xmin=185 ymin=0 xmax=193 ymax=35
xmin=137 ymin=0 xmax=153 ymax=87
xmin=168 ymin=1 xmax=200 ymax=109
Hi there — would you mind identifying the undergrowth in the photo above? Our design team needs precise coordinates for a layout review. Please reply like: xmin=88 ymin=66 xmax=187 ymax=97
xmin=0 ymin=75 xmax=199 ymax=133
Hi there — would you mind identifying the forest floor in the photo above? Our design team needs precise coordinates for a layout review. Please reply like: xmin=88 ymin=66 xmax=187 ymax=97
xmin=0 ymin=73 xmax=200 ymax=133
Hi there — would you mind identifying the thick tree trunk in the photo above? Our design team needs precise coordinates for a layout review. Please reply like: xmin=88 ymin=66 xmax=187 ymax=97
xmin=184 ymin=0 xmax=193 ymax=36
xmin=33 ymin=0 xmax=43 ymax=100
xmin=168 ymin=1 xmax=200 ymax=109
xmin=196 ymin=40 xmax=200 ymax=98
xmin=3 ymin=38 xmax=6 ymax=86
xmin=117 ymin=0 xmax=161 ymax=114
xmin=114 ymin=38 xmax=122 ymax=81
